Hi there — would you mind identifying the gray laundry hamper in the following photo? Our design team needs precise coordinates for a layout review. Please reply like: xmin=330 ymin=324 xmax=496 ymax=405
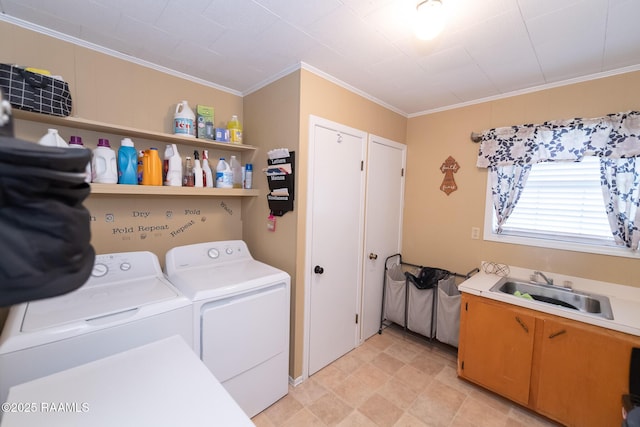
xmin=435 ymin=276 xmax=461 ymax=347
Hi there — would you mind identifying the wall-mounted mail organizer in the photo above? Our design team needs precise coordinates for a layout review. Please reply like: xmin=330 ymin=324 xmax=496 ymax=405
xmin=265 ymin=150 xmax=295 ymax=216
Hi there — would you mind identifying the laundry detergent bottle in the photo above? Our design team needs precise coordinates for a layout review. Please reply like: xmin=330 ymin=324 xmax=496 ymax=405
xmin=68 ymin=136 xmax=92 ymax=183
xmin=117 ymin=138 xmax=138 ymax=185
xmin=141 ymin=148 xmax=163 ymax=186
xmin=92 ymin=138 xmax=118 ymax=184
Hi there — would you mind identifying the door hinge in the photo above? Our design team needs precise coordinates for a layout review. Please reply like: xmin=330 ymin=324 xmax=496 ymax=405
xmin=461 ymin=361 xmax=464 ymax=370
xmin=465 ymin=302 xmax=468 ymax=311
xmin=355 ymin=314 xmax=359 ymax=324
xmin=401 ymin=168 xmax=404 ymax=177
xmin=360 ymin=160 xmax=364 ymax=171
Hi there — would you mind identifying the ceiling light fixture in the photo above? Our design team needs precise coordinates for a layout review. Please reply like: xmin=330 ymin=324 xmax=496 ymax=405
xmin=414 ymin=0 xmax=446 ymax=41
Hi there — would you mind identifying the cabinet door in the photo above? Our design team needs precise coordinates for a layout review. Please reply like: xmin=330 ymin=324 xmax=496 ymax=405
xmin=458 ymin=294 xmax=535 ymax=405
xmin=536 ymin=318 xmax=634 ymax=427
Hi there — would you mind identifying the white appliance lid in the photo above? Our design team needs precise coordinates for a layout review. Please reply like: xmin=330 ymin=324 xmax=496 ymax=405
xmin=21 ymin=277 xmax=179 ymax=332
xmin=166 ymin=259 xmax=289 ymax=301
xmin=1 ymin=336 xmax=254 ymax=427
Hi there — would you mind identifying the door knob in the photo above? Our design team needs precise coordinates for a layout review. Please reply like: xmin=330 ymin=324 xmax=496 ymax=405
xmin=314 ymin=265 xmax=324 ymax=274
xmin=369 ymin=253 xmax=378 ymax=260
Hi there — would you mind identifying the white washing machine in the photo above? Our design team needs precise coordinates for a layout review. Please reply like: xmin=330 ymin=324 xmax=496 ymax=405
xmin=0 ymin=251 xmax=193 ymax=407
xmin=165 ymin=240 xmax=290 ymax=418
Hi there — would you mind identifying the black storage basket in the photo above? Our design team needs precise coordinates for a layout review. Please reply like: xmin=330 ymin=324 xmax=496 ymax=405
xmin=0 ymin=64 xmax=72 ymax=117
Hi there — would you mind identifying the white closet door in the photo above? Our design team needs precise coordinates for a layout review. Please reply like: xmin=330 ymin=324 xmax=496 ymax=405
xmin=361 ymin=135 xmax=406 ymax=341
xmin=307 ymin=116 xmax=366 ymax=376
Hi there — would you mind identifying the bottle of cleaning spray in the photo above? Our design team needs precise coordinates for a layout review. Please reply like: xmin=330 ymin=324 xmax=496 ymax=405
xmin=193 ymin=150 xmax=203 ymax=188
xmin=202 ymin=150 xmax=213 ymax=188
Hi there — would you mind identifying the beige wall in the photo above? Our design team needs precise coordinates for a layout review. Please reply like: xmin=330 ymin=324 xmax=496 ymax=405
xmin=243 ymin=71 xmax=301 ymax=378
xmin=404 ymin=71 xmax=640 ymax=289
xmin=1 ymin=20 xmax=247 ymax=266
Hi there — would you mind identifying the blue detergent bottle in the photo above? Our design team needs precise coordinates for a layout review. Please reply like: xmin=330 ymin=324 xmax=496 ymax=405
xmin=117 ymin=138 xmax=138 ymax=185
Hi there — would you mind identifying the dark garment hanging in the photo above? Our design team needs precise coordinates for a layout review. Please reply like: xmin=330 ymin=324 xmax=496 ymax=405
xmin=0 ymin=134 xmax=95 ymax=306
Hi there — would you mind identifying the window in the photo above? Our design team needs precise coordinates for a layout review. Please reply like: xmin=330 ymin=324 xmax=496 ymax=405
xmin=483 ymin=157 xmax=639 ymax=259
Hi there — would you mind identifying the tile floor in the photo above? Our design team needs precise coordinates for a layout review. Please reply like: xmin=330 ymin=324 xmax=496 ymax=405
xmin=252 ymin=324 xmax=560 ymax=427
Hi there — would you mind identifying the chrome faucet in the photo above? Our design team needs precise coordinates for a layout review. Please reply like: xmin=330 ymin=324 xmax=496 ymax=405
xmin=531 ymin=271 xmax=554 ymax=286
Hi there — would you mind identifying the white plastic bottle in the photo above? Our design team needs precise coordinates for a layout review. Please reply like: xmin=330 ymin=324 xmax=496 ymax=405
xmin=164 ymin=144 xmax=183 ymax=186
xmin=230 ymin=156 xmax=242 ymax=189
xmin=92 ymin=138 xmax=118 ymax=184
xmin=202 ymin=150 xmax=213 ymax=188
xmin=68 ymin=135 xmax=91 ymax=183
xmin=193 ymin=150 xmax=203 ymax=188
xmin=38 ymin=128 xmax=68 ymax=147
xmin=216 ymin=157 xmax=232 ymax=189
xmin=244 ymin=163 xmax=253 ymax=189
xmin=173 ymin=100 xmax=195 ymax=138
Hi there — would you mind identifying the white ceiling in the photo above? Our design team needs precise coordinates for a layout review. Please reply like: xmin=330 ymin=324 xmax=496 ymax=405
xmin=2 ymin=0 xmax=640 ymax=116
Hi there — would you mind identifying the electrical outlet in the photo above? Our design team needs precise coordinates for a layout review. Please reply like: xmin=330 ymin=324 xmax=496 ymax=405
xmin=471 ymin=227 xmax=480 ymax=240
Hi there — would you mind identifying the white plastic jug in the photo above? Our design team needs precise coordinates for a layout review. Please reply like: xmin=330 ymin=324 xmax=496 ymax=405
xmin=92 ymin=138 xmax=118 ymax=184
xmin=68 ymin=135 xmax=91 ymax=183
xmin=38 ymin=129 xmax=68 ymax=147
xmin=230 ymin=155 xmax=242 ymax=188
xmin=164 ymin=144 xmax=183 ymax=186
xmin=215 ymin=157 xmax=232 ymax=189
xmin=174 ymin=100 xmax=195 ymax=138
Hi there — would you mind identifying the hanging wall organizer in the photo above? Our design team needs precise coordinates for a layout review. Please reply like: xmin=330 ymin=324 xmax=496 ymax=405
xmin=265 ymin=149 xmax=295 ymax=216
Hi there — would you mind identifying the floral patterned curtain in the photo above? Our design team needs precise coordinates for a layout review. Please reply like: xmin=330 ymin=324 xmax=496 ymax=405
xmin=476 ymin=111 xmax=640 ymax=249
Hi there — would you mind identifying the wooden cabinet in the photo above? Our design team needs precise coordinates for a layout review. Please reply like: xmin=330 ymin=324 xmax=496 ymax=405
xmin=457 ymin=293 xmax=535 ymax=405
xmin=458 ymin=293 xmax=640 ymax=427
xmin=534 ymin=317 xmax=635 ymax=426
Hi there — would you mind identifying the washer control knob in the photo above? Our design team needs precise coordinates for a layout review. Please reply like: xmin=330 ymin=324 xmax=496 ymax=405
xmin=226 ymin=247 xmax=234 ymax=255
xmin=207 ymin=248 xmax=219 ymax=259
xmin=92 ymin=263 xmax=108 ymax=277
xmin=120 ymin=262 xmax=131 ymax=271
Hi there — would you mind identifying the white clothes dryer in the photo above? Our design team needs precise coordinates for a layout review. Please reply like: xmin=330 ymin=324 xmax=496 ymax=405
xmin=0 ymin=251 xmax=193 ymax=407
xmin=165 ymin=240 xmax=291 ymax=418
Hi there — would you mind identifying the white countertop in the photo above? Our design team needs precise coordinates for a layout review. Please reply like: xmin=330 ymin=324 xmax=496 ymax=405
xmin=0 ymin=335 xmax=255 ymax=427
xmin=459 ymin=263 xmax=640 ymax=337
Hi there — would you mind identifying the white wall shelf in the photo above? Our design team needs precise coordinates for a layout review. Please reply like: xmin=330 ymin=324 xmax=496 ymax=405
xmin=90 ymin=184 xmax=259 ymax=197
xmin=14 ymin=110 xmax=260 ymax=198
xmin=13 ymin=110 xmax=257 ymax=153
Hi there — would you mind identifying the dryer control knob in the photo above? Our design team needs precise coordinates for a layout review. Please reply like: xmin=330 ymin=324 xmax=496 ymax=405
xmin=225 ymin=247 xmax=234 ymax=255
xmin=92 ymin=263 xmax=108 ymax=277
xmin=207 ymin=248 xmax=220 ymax=259
xmin=120 ymin=262 xmax=131 ymax=271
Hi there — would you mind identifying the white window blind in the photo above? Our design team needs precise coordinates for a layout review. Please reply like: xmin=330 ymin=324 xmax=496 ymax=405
xmin=499 ymin=156 xmax=615 ymax=244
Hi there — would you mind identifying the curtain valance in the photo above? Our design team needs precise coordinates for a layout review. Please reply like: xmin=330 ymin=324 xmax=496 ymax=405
xmin=477 ymin=111 xmax=640 ymax=168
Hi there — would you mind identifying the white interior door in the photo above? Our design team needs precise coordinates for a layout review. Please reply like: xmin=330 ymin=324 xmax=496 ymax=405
xmin=361 ymin=135 xmax=406 ymax=341
xmin=307 ymin=116 xmax=366 ymax=376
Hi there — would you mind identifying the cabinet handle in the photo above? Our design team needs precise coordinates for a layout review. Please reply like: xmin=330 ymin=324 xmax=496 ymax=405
xmin=548 ymin=330 xmax=567 ymax=339
xmin=515 ymin=316 xmax=529 ymax=333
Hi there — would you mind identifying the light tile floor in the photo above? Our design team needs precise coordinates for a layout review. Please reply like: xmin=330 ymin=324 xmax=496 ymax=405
xmin=252 ymin=324 xmax=560 ymax=427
